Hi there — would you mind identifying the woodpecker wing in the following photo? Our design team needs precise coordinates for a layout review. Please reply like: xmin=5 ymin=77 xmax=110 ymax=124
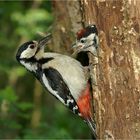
xmin=38 ymin=66 xmax=81 ymax=116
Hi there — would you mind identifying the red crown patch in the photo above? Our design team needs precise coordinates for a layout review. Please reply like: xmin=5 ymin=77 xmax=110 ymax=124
xmin=76 ymin=29 xmax=86 ymax=40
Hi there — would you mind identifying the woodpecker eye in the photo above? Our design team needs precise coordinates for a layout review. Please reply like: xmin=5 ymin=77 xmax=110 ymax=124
xmin=80 ymin=39 xmax=86 ymax=43
xmin=29 ymin=44 xmax=35 ymax=49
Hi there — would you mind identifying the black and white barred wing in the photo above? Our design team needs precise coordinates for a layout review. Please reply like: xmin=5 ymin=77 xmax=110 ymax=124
xmin=40 ymin=67 xmax=81 ymax=115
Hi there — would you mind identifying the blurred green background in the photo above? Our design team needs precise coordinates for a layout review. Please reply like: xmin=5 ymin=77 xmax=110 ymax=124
xmin=0 ymin=1 xmax=90 ymax=139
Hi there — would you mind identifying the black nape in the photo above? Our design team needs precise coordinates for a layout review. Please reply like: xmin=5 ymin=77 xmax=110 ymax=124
xmin=76 ymin=52 xmax=89 ymax=66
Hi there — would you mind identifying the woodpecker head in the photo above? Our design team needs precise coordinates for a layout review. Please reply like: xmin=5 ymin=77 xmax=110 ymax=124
xmin=16 ymin=33 xmax=52 ymax=63
xmin=72 ymin=25 xmax=99 ymax=56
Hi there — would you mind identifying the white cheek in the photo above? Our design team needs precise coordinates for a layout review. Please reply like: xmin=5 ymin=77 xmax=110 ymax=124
xmin=86 ymin=40 xmax=93 ymax=46
xmin=86 ymin=46 xmax=97 ymax=54
xmin=86 ymin=33 xmax=98 ymax=46
xmin=20 ymin=48 xmax=36 ymax=59
xmin=87 ymin=33 xmax=95 ymax=40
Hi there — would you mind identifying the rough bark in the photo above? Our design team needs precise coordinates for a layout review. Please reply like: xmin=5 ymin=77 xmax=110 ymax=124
xmin=52 ymin=0 xmax=140 ymax=139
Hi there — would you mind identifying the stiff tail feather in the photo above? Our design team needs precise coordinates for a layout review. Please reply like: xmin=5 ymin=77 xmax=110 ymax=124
xmin=86 ymin=117 xmax=97 ymax=139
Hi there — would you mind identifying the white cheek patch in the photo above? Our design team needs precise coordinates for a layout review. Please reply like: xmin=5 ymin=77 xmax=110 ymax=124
xmin=87 ymin=33 xmax=96 ymax=40
xmin=86 ymin=33 xmax=96 ymax=45
xmin=20 ymin=48 xmax=36 ymax=59
xmin=86 ymin=33 xmax=99 ymax=48
xmin=76 ymin=34 xmax=96 ymax=49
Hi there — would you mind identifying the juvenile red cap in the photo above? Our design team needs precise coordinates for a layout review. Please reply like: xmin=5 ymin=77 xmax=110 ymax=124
xmin=76 ymin=25 xmax=98 ymax=40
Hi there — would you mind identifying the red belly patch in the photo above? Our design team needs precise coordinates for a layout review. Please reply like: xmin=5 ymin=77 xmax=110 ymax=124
xmin=77 ymin=83 xmax=91 ymax=118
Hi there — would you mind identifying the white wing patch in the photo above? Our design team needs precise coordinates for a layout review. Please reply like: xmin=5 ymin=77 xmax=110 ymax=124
xmin=42 ymin=73 xmax=65 ymax=104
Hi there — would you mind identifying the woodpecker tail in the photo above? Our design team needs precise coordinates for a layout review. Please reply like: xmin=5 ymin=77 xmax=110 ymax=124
xmin=86 ymin=117 xmax=97 ymax=139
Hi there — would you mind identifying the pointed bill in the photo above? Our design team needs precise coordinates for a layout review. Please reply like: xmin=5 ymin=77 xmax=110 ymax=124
xmin=38 ymin=33 xmax=52 ymax=49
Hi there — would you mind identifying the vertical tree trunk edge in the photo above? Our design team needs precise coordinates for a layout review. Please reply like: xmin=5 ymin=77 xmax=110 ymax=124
xmin=52 ymin=0 xmax=140 ymax=139
xmin=80 ymin=0 xmax=140 ymax=139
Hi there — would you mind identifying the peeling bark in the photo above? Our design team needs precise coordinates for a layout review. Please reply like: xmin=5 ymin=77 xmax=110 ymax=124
xmin=52 ymin=0 xmax=140 ymax=139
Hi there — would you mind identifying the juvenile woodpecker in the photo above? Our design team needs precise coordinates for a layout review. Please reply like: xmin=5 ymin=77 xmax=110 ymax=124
xmin=16 ymin=34 xmax=97 ymax=138
xmin=72 ymin=25 xmax=99 ymax=57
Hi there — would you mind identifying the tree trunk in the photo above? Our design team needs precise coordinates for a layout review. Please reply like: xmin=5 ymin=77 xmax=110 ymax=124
xmin=52 ymin=0 xmax=140 ymax=139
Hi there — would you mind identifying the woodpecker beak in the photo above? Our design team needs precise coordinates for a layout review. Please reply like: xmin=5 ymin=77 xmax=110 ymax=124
xmin=71 ymin=42 xmax=84 ymax=54
xmin=72 ymin=43 xmax=77 ymax=48
xmin=38 ymin=33 xmax=52 ymax=49
xmin=72 ymin=42 xmax=81 ymax=51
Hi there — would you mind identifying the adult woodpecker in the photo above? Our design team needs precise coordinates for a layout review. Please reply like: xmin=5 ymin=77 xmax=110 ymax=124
xmin=16 ymin=34 xmax=97 ymax=138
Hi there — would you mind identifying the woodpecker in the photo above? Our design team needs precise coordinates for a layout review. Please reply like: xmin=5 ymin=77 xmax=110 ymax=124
xmin=72 ymin=25 xmax=99 ymax=57
xmin=16 ymin=34 xmax=97 ymax=138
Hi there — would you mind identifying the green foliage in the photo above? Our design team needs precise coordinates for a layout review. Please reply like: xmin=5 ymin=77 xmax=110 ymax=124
xmin=10 ymin=67 xmax=26 ymax=77
xmin=0 ymin=86 xmax=17 ymax=103
xmin=18 ymin=102 xmax=33 ymax=111
xmin=0 ymin=1 xmax=91 ymax=139
xmin=22 ymin=101 xmax=90 ymax=139
xmin=11 ymin=9 xmax=53 ymax=38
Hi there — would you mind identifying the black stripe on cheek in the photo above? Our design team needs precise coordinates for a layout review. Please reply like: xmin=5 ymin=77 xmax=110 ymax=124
xmin=20 ymin=57 xmax=54 ymax=64
xmin=38 ymin=57 xmax=54 ymax=64
xmin=21 ymin=57 xmax=36 ymax=63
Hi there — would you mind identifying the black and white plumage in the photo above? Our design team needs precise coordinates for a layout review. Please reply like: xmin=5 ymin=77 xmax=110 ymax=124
xmin=16 ymin=34 xmax=97 ymax=139
xmin=72 ymin=25 xmax=99 ymax=57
